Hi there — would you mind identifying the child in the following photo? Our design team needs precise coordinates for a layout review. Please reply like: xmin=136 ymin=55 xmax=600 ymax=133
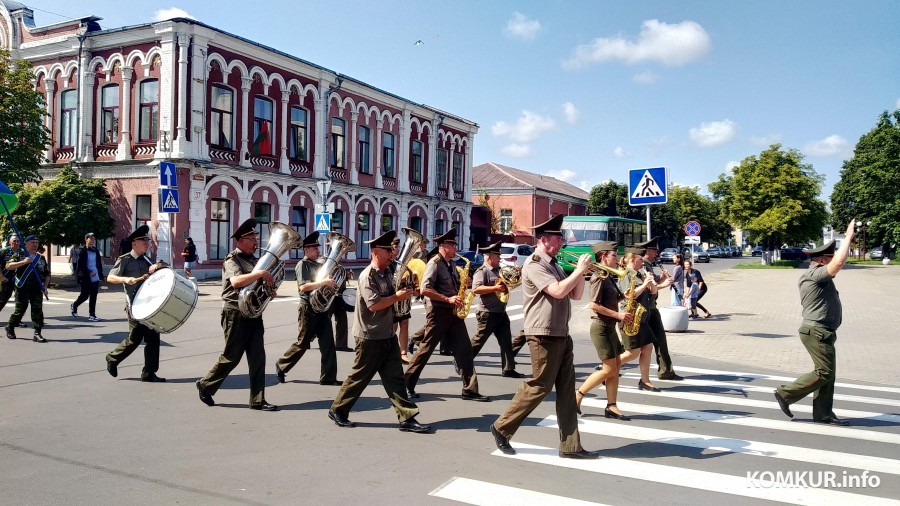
xmin=683 ymin=272 xmax=700 ymax=318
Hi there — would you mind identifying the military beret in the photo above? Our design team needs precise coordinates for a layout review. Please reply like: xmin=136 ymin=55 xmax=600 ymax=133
xmin=531 ymin=214 xmax=564 ymax=237
xmin=127 ymin=225 xmax=150 ymax=243
xmin=433 ymin=229 xmax=457 ymax=245
xmin=633 ymin=236 xmax=659 ymax=250
xmin=806 ymin=240 xmax=836 ymax=257
xmin=231 ymin=218 xmax=258 ymax=239
xmin=367 ymin=230 xmax=397 ymax=250
xmin=591 ymin=241 xmax=618 ymax=257
xmin=24 ymin=234 xmax=39 ymax=242
xmin=477 ymin=241 xmax=503 ymax=255
xmin=302 ymin=231 xmax=320 ymax=247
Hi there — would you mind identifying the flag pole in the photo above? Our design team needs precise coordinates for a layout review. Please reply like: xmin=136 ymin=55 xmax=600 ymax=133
xmin=0 ymin=198 xmax=49 ymax=299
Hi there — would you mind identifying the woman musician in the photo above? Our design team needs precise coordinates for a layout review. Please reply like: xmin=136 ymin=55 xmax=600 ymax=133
xmin=616 ymin=248 xmax=661 ymax=392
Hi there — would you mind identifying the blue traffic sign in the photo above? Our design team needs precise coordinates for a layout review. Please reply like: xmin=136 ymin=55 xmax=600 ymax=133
xmin=159 ymin=161 xmax=177 ymax=187
xmin=628 ymin=167 xmax=668 ymax=206
xmin=314 ymin=213 xmax=331 ymax=232
xmin=684 ymin=221 xmax=701 ymax=236
xmin=159 ymin=188 xmax=180 ymax=213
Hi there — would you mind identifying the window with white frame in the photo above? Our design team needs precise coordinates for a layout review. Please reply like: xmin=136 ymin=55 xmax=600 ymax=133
xmin=331 ymin=209 xmax=344 ymax=235
xmin=100 ymin=85 xmax=119 ymax=144
xmin=356 ymin=213 xmax=370 ymax=259
xmin=252 ymin=97 xmax=273 ymax=156
xmin=210 ymin=199 xmax=230 ymax=260
xmin=411 ymin=140 xmax=423 ymax=183
xmin=138 ymin=80 xmax=159 ymax=142
xmin=382 ymin=132 xmax=395 ymax=178
xmin=499 ymin=209 xmax=512 ymax=234
xmin=60 ymin=90 xmax=77 ymax=147
xmin=435 ymin=219 xmax=446 ymax=236
xmin=452 ymin=151 xmax=464 ymax=191
xmin=436 ymin=148 xmax=448 ymax=188
xmin=358 ymin=125 xmax=371 ymax=174
xmin=290 ymin=206 xmax=307 ymax=259
xmin=409 ymin=216 xmax=423 ymax=234
xmin=381 ymin=214 xmax=394 ymax=235
xmin=254 ymin=202 xmax=272 ymax=245
xmin=135 ymin=195 xmax=152 ymax=229
xmin=330 ymin=118 xmax=345 ymax=168
xmin=289 ymin=106 xmax=307 ymax=161
xmin=210 ymin=86 xmax=233 ymax=149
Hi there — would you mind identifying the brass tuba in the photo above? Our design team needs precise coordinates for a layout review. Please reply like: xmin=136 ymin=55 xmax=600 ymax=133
xmin=393 ymin=228 xmax=426 ymax=318
xmin=309 ymin=232 xmax=356 ymax=313
xmin=496 ymin=265 xmax=522 ymax=304
xmin=238 ymin=222 xmax=301 ymax=318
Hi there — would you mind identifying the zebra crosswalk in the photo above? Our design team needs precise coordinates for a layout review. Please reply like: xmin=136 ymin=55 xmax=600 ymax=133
xmin=429 ymin=364 xmax=900 ymax=505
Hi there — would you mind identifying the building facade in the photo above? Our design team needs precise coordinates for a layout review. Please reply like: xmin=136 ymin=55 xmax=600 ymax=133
xmin=2 ymin=1 xmax=477 ymax=276
xmin=471 ymin=162 xmax=589 ymax=246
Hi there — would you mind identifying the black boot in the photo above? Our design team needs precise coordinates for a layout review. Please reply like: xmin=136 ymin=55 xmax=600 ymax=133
xmin=5 ymin=326 xmax=16 ymax=340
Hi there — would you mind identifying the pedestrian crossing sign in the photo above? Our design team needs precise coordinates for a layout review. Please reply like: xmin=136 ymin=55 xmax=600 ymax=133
xmin=629 ymin=166 xmax=668 ymax=206
xmin=315 ymin=213 xmax=331 ymax=232
xmin=159 ymin=188 xmax=179 ymax=213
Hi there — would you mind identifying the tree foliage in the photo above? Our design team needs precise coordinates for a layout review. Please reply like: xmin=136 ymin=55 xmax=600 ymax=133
xmin=0 ymin=50 xmax=50 ymax=185
xmin=2 ymin=167 xmax=115 ymax=249
xmin=716 ymin=144 xmax=827 ymax=249
xmin=830 ymin=110 xmax=900 ymax=253
xmin=587 ymin=181 xmax=642 ymax=219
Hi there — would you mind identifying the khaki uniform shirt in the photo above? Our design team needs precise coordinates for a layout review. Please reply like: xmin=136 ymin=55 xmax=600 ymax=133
xmin=353 ymin=264 xmax=396 ymax=340
xmin=589 ymin=273 xmax=621 ymax=324
xmin=296 ymin=257 xmax=323 ymax=307
xmin=618 ymin=269 xmax=652 ymax=312
xmin=472 ymin=265 xmax=505 ymax=313
xmin=221 ymin=249 xmax=257 ymax=310
xmin=422 ymin=255 xmax=458 ymax=309
xmin=521 ymin=250 xmax=570 ymax=336
xmin=799 ymin=264 xmax=842 ymax=330
xmin=109 ymin=252 xmax=152 ymax=302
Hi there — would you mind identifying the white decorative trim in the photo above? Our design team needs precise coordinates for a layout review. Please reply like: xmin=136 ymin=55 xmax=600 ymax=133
xmin=289 ymin=161 xmax=311 ymax=173
xmin=96 ymin=147 xmax=118 ymax=158
xmin=250 ymin=156 xmax=276 ymax=168
xmin=410 ymin=184 xmax=424 ymax=192
xmin=436 ymin=188 xmax=448 ymax=197
xmin=210 ymin=148 xmax=236 ymax=161
xmin=382 ymin=178 xmax=396 ymax=189
xmin=56 ymin=150 xmax=75 ymax=162
xmin=134 ymin=144 xmax=157 ymax=157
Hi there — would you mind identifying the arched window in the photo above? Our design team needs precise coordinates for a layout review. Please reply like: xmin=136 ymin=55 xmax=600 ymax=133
xmin=290 ymin=206 xmax=307 ymax=259
xmin=100 ymin=84 xmax=119 ymax=144
xmin=289 ymin=106 xmax=308 ymax=161
xmin=138 ymin=80 xmax=159 ymax=142
xmin=252 ymin=97 xmax=273 ymax=156
xmin=254 ymin=202 xmax=272 ymax=245
xmin=210 ymin=86 xmax=233 ymax=149
xmin=210 ymin=199 xmax=231 ymax=260
xmin=330 ymin=118 xmax=345 ymax=168
xmin=382 ymin=132 xmax=395 ymax=177
xmin=60 ymin=90 xmax=77 ymax=147
xmin=410 ymin=140 xmax=423 ymax=183
xmin=358 ymin=125 xmax=371 ymax=174
xmin=356 ymin=213 xmax=370 ymax=259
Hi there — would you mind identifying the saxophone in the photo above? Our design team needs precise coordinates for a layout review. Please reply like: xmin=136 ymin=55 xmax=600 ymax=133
xmin=454 ymin=255 xmax=473 ymax=319
xmin=622 ymin=269 xmax=646 ymax=337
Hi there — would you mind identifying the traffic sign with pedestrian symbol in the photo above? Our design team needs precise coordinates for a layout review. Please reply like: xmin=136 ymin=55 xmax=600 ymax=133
xmin=629 ymin=167 xmax=668 ymax=206
xmin=315 ymin=213 xmax=331 ymax=232
xmin=159 ymin=188 xmax=179 ymax=213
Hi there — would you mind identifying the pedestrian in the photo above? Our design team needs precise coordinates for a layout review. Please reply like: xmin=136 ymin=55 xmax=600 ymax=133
xmin=469 ymin=241 xmax=523 ymax=378
xmin=4 ymin=235 xmax=49 ymax=342
xmin=404 ymin=229 xmax=488 ymax=402
xmin=327 ymin=230 xmax=432 ymax=433
xmin=0 ymin=235 xmax=23 ymax=313
xmin=670 ymin=253 xmax=685 ymax=306
xmin=575 ymin=241 xmax=633 ymax=420
xmin=683 ymin=273 xmax=699 ymax=318
xmin=684 ymin=260 xmax=712 ymax=318
xmin=774 ymin=220 xmax=856 ymax=426
xmin=491 ymin=214 xmax=602 ymax=459
xmin=71 ymin=232 xmax=104 ymax=321
xmin=104 ymin=226 xmax=166 ymax=381
xmin=196 ymin=218 xmax=277 ymax=410
xmin=181 ymin=237 xmax=197 ymax=278
xmin=636 ymin=237 xmax=683 ymax=381
xmin=274 ymin=231 xmax=340 ymax=385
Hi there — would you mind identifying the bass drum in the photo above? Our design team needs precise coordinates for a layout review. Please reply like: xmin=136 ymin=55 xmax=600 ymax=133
xmin=342 ymin=287 xmax=357 ymax=311
xmin=130 ymin=268 xmax=199 ymax=333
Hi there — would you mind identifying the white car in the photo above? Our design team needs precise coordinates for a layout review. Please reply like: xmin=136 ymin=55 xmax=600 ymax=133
xmin=500 ymin=243 xmax=533 ymax=267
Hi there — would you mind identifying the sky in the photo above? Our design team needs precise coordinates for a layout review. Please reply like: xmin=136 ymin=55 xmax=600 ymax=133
xmin=24 ymin=0 xmax=900 ymax=199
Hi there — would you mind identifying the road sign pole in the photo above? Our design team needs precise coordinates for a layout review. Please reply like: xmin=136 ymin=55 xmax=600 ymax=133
xmin=646 ymin=206 xmax=652 ymax=241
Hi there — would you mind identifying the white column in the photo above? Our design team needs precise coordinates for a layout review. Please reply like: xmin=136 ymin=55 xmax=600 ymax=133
xmin=78 ymin=71 xmax=96 ymax=162
xmin=190 ymin=37 xmax=209 ymax=160
xmin=313 ymin=95 xmax=325 ymax=178
xmin=349 ymin=110 xmax=359 ymax=185
xmin=374 ymin=119 xmax=383 ymax=189
xmin=43 ymin=81 xmax=55 ymax=162
xmin=398 ymin=108 xmax=411 ymax=193
xmin=239 ymin=76 xmax=252 ymax=167
xmin=188 ymin=173 xmax=208 ymax=264
xmin=117 ymin=67 xmax=133 ymax=160
xmin=171 ymin=33 xmax=190 ymax=156
xmin=279 ymin=90 xmax=290 ymax=173
xmin=427 ymin=127 xmax=437 ymax=197
xmin=447 ymin=141 xmax=457 ymax=199
xmin=238 ymin=198 xmax=252 ymax=223
xmin=465 ymin=132 xmax=475 ymax=202
xmin=156 ymin=32 xmax=176 ymax=159
xmin=398 ymin=193 xmax=409 ymax=234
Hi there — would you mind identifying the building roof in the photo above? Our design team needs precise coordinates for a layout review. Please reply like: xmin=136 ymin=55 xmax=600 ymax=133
xmin=472 ymin=162 xmax=589 ymax=200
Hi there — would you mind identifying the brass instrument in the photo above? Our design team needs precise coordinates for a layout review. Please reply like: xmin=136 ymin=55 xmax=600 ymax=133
xmin=454 ymin=254 xmax=473 ymax=319
xmin=496 ymin=265 xmax=521 ymax=304
xmin=559 ymin=251 xmax=625 ymax=280
xmin=622 ymin=269 xmax=646 ymax=337
xmin=238 ymin=222 xmax=301 ymax=318
xmin=308 ymin=232 xmax=356 ymax=313
xmin=393 ymin=227 xmax=426 ymax=318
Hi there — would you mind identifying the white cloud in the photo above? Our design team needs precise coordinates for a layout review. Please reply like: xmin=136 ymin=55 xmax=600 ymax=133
xmin=632 ymin=70 xmax=660 ymax=84
xmin=579 ymin=181 xmax=590 ymax=191
xmin=501 ymin=143 xmax=532 ymax=158
xmin=613 ymin=146 xmax=630 ymax=159
xmin=749 ymin=134 xmax=782 ymax=147
xmin=547 ymin=169 xmax=577 ymax=182
xmin=491 ymin=110 xmax=556 ymax=143
xmin=504 ymin=12 xmax=541 ymax=40
xmin=563 ymin=19 xmax=711 ymax=70
xmin=153 ymin=7 xmax=195 ymax=21
xmin=646 ymin=136 xmax=669 ymax=156
xmin=689 ymin=119 xmax=737 ymax=148
xmin=725 ymin=160 xmax=740 ymax=171
xmin=562 ymin=102 xmax=580 ymax=125
xmin=804 ymin=135 xmax=850 ymax=157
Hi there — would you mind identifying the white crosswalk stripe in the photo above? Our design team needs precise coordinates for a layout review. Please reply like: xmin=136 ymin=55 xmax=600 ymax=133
xmin=430 ymin=477 xmax=606 ymax=506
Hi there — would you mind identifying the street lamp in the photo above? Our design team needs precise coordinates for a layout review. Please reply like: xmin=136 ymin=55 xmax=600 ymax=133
xmin=855 ymin=220 xmax=872 ymax=259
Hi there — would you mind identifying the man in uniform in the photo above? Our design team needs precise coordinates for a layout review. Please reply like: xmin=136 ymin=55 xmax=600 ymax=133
xmin=105 ymin=226 xmax=165 ymax=380
xmin=4 ymin=235 xmax=49 ymax=342
xmin=774 ymin=220 xmax=856 ymax=426
xmin=275 ymin=231 xmax=340 ymax=385
xmin=490 ymin=214 xmax=601 ymax=459
xmin=634 ymin=237 xmax=683 ymax=381
xmin=197 ymin=218 xmax=277 ymax=410
xmin=469 ymin=241 xmax=524 ymax=378
xmin=0 ymin=234 xmax=24 ymax=315
xmin=328 ymin=230 xmax=432 ymax=433
xmin=404 ymin=230 xmax=489 ymax=402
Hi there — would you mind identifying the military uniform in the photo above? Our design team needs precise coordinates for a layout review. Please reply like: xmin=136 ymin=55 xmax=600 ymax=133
xmin=330 ymin=231 xmax=429 ymax=432
xmin=589 ymin=271 xmax=625 ymax=361
xmin=469 ymin=242 xmax=519 ymax=375
xmin=617 ymin=268 xmax=655 ymax=350
xmin=0 ymin=238 xmax=24 ymax=313
xmin=276 ymin=231 xmax=338 ymax=384
xmin=197 ymin=219 xmax=272 ymax=408
xmin=5 ymin=238 xmax=50 ymax=340
xmin=404 ymin=230 xmax=483 ymax=399
xmin=634 ymin=237 xmax=679 ymax=379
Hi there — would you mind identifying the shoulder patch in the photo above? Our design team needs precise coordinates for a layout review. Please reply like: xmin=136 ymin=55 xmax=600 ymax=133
xmin=116 ymin=253 xmax=131 ymax=260
xmin=431 ymin=256 xmax=441 ymax=264
xmin=532 ymin=254 xmax=540 ymax=261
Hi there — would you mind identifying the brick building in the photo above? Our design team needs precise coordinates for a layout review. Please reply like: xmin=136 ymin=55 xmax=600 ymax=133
xmin=1 ymin=1 xmax=478 ymax=277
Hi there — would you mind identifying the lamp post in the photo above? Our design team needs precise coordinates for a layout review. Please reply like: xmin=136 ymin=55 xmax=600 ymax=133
xmin=855 ymin=220 xmax=871 ymax=259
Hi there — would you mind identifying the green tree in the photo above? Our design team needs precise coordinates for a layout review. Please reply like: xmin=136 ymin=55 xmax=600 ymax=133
xmin=830 ymin=110 xmax=900 ymax=256
xmin=587 ymin=180 xmax=642 ymax=219
xmin=0 ymin=49 xmax=50 ymax=185
xmin=652 ymin=185 xmax=731 ymax=248
xmin=718 ymin=144 xmax=827 ymax=254
xmin=2 ymin=167 xmax=115 ymax=252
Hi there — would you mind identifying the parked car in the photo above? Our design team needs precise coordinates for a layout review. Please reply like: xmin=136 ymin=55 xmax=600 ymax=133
xmin=751 ymin=246 xmax=764 ymax=257
xmin=779 ymin=247 xmax=807 ymax=261
xmin=707 ymin=247 xmax=726 ymax=258
xmin=870 ymin=247 xmax=883 ymax=260
xmin=454 ymin=251 xmax=484 ymax=276
xmin=499 ymin=243 xmax=533 ymax=268
xmin=684 ymin=244 xmax=710 ymax=263
xmin=659 ymin=247 xmax=679 ymax=263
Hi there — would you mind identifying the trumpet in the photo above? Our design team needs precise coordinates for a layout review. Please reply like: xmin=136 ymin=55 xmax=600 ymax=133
xmin=558 ymin=251 xmax=625 ymax=279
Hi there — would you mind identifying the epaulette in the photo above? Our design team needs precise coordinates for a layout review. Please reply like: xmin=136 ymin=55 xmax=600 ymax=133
xmin=116 ymin=253 xmax=131 ymax=260
xmin=430 ymin=255 xmax=441 ymax=264
xmin=532 ymin=254 xmax=540 ymax=261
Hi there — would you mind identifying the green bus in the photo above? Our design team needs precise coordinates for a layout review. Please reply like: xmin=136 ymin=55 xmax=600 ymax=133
xmin=556 ymin=215 xmax=648 ymax=273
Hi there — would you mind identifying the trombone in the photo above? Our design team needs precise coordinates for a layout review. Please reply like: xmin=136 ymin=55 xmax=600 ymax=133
xmin=558 ymin=251 xmax=626 ymax=280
